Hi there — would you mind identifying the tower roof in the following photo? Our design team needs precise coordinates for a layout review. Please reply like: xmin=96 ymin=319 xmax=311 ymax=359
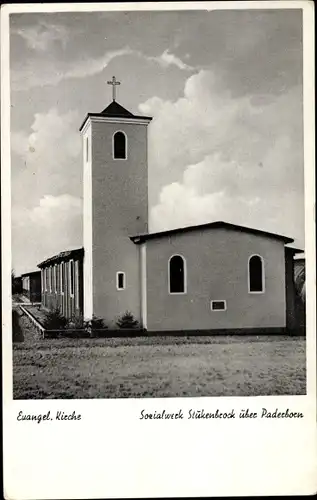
xmin=79 ymin=101 xmax=152 ymax=131
xmin=101 ymin=101 xmax=134 ymax=117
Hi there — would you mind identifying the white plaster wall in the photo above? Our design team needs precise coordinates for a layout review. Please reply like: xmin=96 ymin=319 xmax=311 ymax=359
xmin=89 ymin=118 xmax=149 ymax=325
xmin=145 ymin=227 xmax=287 ymax=331
xmin=82 ymin=125 xmax=93 ymax=320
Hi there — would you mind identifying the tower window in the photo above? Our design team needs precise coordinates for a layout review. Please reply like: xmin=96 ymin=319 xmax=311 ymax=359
xmin=116 ymin=272 xmax=125 ymax=290
xmin=113 ymin=131 xmax=127 ymax=159
xmin=248 ymin=255 xmax=265 ymax=293
xmin=169 ymin=255 xmax=186 ymax=294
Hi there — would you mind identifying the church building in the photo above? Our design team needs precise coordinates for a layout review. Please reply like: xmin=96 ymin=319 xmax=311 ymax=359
xmin=38 ymin=77 xmax=302 ymax=333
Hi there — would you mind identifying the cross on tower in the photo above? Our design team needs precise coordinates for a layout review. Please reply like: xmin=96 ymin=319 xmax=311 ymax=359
xmin=107 ymin=75 xmax=121 ymax=102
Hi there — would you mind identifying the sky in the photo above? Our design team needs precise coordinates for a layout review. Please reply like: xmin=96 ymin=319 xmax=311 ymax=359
xmin=10 ymin=8 xmax=304 ymax=275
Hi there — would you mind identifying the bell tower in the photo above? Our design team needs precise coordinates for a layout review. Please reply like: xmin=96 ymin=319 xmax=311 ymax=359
xmin=80 ymin=77 xmax=152 ymax=325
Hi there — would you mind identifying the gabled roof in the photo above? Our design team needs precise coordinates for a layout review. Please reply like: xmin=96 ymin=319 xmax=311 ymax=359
xmin=37 ymin=247 xmax=84 ymax=268
xmin=130 ymin=221 xmax=294 ymax=245
xmin=79 ymin=100 xmax=152 ymax=131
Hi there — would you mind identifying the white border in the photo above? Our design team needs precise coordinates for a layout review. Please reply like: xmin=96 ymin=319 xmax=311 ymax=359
xmin=2 ymin=3 xmax=316 ymax=499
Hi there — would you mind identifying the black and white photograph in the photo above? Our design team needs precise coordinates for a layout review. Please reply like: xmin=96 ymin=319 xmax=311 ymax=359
xmin=2 ymin=2 xmax=316 ymax=499
xmin=7 ymin=5 xmax=310 ymax=400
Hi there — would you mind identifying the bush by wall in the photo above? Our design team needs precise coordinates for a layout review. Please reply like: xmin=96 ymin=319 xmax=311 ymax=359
xmin=67 ymin=314 xmax=85 ymax=330
xmin=88 ymin=315 xmax=108 ymax=330
xmin=43 ymin=307 xmax=68 ymax=330
xmin=12 ymin=309 xmax=24 ymax=342
xmin=116 ymin=311 xmax=140 ymax=329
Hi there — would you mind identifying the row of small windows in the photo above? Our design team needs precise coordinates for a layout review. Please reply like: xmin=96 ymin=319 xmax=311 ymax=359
xmin=115 ymin=255 xmax=265 ymax=295
xmin=42 ymin=261 xmax=78 ymax=304
xmin=85 ymin=131 xmax=127 ymax=162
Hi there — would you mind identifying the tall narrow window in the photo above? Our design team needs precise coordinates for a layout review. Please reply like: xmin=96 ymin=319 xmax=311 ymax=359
xmin=46 ymin=268 xmax=49 ymax=292
xmin=61 ymin=262 xmax=64 ymax=293
xmin=54 ymin=265 xmax=57 ymax=293
xmin=169 ymin=255 xmax=186 ymax=294
xmin=75 ymin=260 xmax=79 ymax=308
xmin=56 ymin=265 xmax=59 ymax=293
xmin=70 ymin=260 xmax=74 ymax=296
xmin=64 ymin=262 xmax=67 ymax=293
xmin=248 ymin=255 xmax=264 ymax=293
xmin=113 ymin=131 xmax=127 ymax=159
xmin=86 ymin=137 xmax=89 ymax=162
xmin=116 ymin=272 xmax=125 ymax=290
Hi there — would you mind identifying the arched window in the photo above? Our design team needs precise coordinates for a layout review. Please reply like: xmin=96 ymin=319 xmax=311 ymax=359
xmin=169 ymin=255 xmax=186 ymax=294
xmin=248 ymin=255 xmax=264 ymax=293
xmin=113 ymin=131 xmax=127 ymax=159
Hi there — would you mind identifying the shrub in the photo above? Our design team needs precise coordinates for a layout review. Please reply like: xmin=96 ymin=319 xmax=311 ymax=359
xmin=116 ymin=310 xmax=139 ymax=329
xmin=12 ymin=309 xmax=24 ymax=342
xmin=43 ymin=307 xmax=68 ymax=330
xmin=84 ymin=315 xmax=108 ymax=332
xmin=12 ymin=270 xmax=22 ymax=295
xmin=67 ymin=314 xmax=85 ymax=330
xmin=91 ymin=315 xmax=107 ymax=330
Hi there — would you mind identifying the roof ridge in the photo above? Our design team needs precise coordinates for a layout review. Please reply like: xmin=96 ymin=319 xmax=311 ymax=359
xmin=130 ymin=220 xmax=294 ymax=244
xmin=37 ymin=247 xmax=84 ymax=268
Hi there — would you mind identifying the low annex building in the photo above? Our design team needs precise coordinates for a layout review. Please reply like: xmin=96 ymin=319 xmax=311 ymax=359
xmin=38 ymin=248 xmax=83 ymax=319
xmin=37 ymin=78 xmax=303 ymax=332
xmin=21 ymin=271 xmax=41 ymax=303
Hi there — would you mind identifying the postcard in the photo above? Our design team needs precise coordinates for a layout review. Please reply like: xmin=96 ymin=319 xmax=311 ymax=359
xmin=1 ymin=1 xmax=316 ymax=498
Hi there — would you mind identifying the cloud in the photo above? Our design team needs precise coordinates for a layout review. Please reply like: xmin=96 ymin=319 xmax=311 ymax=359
xmin=13 ymin=20 xmax=69 ymax=52
xmin=12 ymin=195 xmax=83 ymax=275
xmin=63 ymin=47 xmax=134 ymax=80
xmin=144 ymin=49 xmax=194 ymax=71
xmin=29 ymin=194 xmax=82 ymax=223
xmin=11 ymin=108 xmax=84 ymax=274
xmin=11 ymin=47 xmax=134 ymax=90
xmin=141 ymin=70 xmax=304 ymax=245
xmin=11 ymin=108 xmax=82 ymax=206
xmin=11 ymin=47 xmax=193 ymax=91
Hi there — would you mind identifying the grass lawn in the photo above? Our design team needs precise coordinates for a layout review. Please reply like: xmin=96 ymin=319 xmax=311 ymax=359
xmin=13 ymin=308 xmax=306 ymax=399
